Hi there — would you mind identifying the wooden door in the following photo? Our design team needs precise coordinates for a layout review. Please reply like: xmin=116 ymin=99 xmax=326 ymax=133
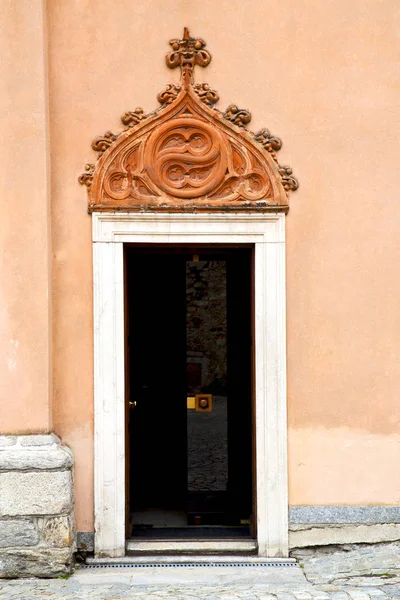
xmin=127 ymin=251 xmax=187 ymax=514
xmin=226 ymin=249 xmax=253 ymax=523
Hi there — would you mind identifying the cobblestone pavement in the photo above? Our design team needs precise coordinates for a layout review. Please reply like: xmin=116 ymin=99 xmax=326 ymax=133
xmin=0 ymin=568 xmax=399 ymax=600
xmin=188 ymin=396 xmax=228 ymax=491
xmin=0 ymin=580 xmax=399 ymax=600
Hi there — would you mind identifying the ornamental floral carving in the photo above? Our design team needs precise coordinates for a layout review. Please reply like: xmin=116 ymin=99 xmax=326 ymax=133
xmin=121 ymin=108 xmax=146 ymax=128
xmin=80 ymin=29 xmax=298 ymax=212
xmin=255 ymin=129 xmax=282 ymax=155
xmin=158 ymin=84 xmax=182 ymax=105
xmin=193 ymin=83 xmax=219 ymax=107
xmin=92 ymin=131 xmax=119 ymax=155
xmin=278 ymin=166 xmax=299 ymax=192
xmin=223 ymin=105 xmax=252 ymax=128
xmin=78 ymin=163 xmax=95 ymax=188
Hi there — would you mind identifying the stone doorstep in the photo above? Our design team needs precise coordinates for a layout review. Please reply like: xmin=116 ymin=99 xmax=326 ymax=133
xmin=74 ymin=562 xmax=308 ymax=588
xmin=126 ymin=539 xmax=258 ymax=553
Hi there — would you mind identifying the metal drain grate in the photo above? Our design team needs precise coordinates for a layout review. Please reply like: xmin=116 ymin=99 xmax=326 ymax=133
xmin=82 ymin=562 xmax=298 ymax=569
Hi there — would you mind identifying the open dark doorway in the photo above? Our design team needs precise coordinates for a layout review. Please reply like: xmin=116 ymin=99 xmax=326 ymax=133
xmin=125 ymin=246 xmax=254 ymax=540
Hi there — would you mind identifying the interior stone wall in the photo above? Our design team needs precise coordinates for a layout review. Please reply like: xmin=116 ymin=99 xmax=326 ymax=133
xmin=186 ymin=260 xmax=227 ymax=394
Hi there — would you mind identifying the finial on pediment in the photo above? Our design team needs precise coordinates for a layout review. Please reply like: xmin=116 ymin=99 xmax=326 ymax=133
xmin=166 ymin=28 xmax=211 ymax=88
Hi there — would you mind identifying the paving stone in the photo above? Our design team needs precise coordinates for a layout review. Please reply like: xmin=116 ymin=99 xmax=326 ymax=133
xmin=347 ymin=592 xmax=374 ymax=600
xmin=0 ymin=546 xmax=399 ymax=600
xmin=331 ymin=594 xmax=350 ymax=600
xmin=0 ymin=583 xmax=397 ymax=600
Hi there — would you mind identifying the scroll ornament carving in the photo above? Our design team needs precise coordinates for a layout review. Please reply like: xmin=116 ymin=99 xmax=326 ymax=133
xmin=121 ymin=108 xmax=146 ymax=128
xmin=193 ymin=83 xmax=219 ymax=107
xmin=278 ymin=166 xmax=299 ymax=192
xmin=223 ymin=104 xmax=252 ymax=128
xmin=158 ymin=83 xmax=219 ymax=108
xmin=158 ymin=84 xmax=181 ymax=105
xmin=78 ymin=163 xmax=95 ymax=188
xmin=92 ymin=131 xmax=119 ymax=155
xmin=146 ymin=118 xmax=227 ymax=199
xmin=255 ymin=129 xmax=282 ymax=156
xmin=79 ymin=29 xmax=298 ymax=211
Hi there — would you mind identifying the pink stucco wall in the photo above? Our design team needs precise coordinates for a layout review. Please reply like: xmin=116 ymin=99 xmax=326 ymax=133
xmin=2 ymin=0 xmax=399 ymax=531
xmin=0 ymin=0 xmax=52 ymax=434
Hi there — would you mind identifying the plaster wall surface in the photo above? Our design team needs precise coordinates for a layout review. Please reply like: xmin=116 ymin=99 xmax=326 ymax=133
xmin=3 ymin=0 xmax=397 ymax=531
xmin=0 ymin=0 xmax=51 ymax=433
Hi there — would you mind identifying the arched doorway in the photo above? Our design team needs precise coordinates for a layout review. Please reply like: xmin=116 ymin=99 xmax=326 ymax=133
xmin=80 ymin=29 xmax=298 ymax=557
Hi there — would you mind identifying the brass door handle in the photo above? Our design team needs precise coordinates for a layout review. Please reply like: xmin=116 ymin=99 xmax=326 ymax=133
xmin=129 ymin=401 xmax=137 ymax=408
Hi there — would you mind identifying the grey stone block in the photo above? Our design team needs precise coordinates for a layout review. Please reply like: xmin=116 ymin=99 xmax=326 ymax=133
xmin=0 ymin=437 xmax=17 ymax=447
xmin=0 ymin=519 xmax=39 ymax=547
xmin=0 ymin=471 xmax=72 ymax=516
xmin=0 ymin=547 xmax=72 ymax=578
xmin=43 ymin=516 xmax=72 ymax=548
xmin=0 ymin=446 xmax=73 ymax=471
xmin=289 ymin=506 xmax=400 ymax=524
xmin=20 ymin=434 xmax=59 ymax=447
xmin=77 ymin=531 xmax=94 ymax=552
xmin=0 ymin=434 xmax=75 ymax=578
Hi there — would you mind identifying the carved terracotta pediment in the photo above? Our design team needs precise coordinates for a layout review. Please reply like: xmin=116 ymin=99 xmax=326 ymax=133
xmin=80 ymin=28 xmax=298 ymax=212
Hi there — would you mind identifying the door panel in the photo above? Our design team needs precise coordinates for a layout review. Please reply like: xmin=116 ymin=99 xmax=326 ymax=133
xmin=226 ymin=252 xmax=253 ymax=521
xmin=128 ymin=253 xmax=187 ymax=511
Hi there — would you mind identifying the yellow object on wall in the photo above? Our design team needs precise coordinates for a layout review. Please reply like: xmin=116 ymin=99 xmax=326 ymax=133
xmin=187 ymin=396 xmax=195 ymax=409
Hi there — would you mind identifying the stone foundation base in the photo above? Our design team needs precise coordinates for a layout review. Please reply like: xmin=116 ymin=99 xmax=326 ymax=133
xmin=0 ymin=434 xmax=74 ymax=578
xmin=289 ymin=523 xmax=400 ymax=548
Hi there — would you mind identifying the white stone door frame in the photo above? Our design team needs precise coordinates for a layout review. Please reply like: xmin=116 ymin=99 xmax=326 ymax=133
xmin=92 ymin=211 xmax=288 ymax=558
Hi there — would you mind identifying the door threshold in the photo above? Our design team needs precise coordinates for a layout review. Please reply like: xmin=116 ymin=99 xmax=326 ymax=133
xmin=126 ymin=539 xmax=257 ymax=554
